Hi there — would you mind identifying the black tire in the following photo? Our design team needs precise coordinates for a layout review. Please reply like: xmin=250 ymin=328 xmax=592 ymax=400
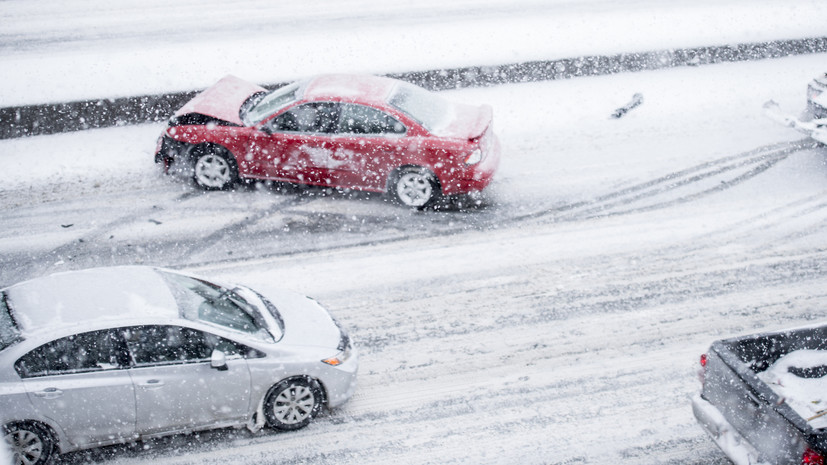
xmin=389 ymin=166 xmax=440 ymax=208
xmin=4 ymin=422 xmax=55 ymax=465
xmin=263 ymin=377 xmax=323 ymax=431
xmin=192 ymin=146 xmax=239 ymax=190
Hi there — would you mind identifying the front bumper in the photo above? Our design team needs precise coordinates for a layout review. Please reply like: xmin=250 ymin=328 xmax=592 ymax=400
xmin=692 ymin=394 xmax=770 ymax=465
xmin=154 ymin=134 xmax=190 ymax=164
xmin=322 ymin=346 xmax=359 ymax=409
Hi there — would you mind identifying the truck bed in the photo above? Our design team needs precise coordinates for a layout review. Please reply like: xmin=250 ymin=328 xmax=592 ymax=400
xmin=693 ymin=324 xmax=827 ymax=464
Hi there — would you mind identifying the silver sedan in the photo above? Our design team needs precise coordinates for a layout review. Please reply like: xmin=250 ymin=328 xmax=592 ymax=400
xmin=0 ymin=266 xmax=358 ymax=465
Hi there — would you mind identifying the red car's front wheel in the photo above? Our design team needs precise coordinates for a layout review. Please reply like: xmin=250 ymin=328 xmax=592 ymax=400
xmin=192 ymin=147 xmax=238 ymax=190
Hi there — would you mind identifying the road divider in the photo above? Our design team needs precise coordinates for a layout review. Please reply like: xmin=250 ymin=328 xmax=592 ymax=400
xmin=1 ymin=37 xmax=825 ymax=140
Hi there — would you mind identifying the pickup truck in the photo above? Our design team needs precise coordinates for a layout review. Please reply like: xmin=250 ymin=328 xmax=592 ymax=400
xmin=693 ymin=324 xmax=827 ymax=465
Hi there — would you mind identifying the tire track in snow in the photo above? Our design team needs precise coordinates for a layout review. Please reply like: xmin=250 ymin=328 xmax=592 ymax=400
xmin=512 ymin=139 xmax=816 ymax=223
xmin=0 ymin=188 xmax=302 ymax=285
xmin=171 ymin=193 xmax=317 ymax=263
xmin=689 ymin=189 xmax=827 ymax=253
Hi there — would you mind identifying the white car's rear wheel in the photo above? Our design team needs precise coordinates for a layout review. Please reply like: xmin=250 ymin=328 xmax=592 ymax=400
xmin=4 ymin=422 xmax=55 ymax=465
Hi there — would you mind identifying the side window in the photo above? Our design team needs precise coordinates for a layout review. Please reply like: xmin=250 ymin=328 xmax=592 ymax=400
xmin=269 ymin=102 xmax=339 ymax=134
xmin=202 ymin=332 xmax=247 ymax=357
xmin=125 ymin=326 xmax=211 ymax=366
xmin=338 ymin=103 xmax=406 ymax=135
xmin=124 ymin=326 xmax=248 ymax=367
xmin=15 ymin=329 xmax=126 ymax=378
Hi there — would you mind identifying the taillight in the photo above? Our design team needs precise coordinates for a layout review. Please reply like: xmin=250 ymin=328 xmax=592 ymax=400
xmin=465 ymin=148 xmax=482 ymax=165
xmin=803 ymin=447 xmax=824 ymax=465
xmin=698 ymin=353 xmax=708 ymax=385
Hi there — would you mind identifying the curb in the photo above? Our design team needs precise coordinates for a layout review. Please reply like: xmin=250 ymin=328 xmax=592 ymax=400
xmin=2 ymin=37 xmax=825 ymax=140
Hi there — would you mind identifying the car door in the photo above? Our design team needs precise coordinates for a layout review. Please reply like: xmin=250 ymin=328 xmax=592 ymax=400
xmin=16 ymin=329 xmax=137 ymax=447
xmin=331 ymin=103 xmax=408 ymax=190
xmin=124 ymin=325 xmax=253 ymax=436
xmin=247 ymin=101 xmax=340 ymax=184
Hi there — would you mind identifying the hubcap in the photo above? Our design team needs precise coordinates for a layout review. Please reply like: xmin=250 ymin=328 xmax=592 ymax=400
xmin=397 ymin=172 xmax=433 ymax=207
xmin=272 ymin=384 xmax=316 ymax=425
xmin=195 ymin=154 xmax=231 ymax=188
xmin=6 ymin=430 xmax=44 ymax=465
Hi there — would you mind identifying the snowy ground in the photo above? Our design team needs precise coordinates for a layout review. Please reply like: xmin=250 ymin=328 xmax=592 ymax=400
xmin=2 ymin=1 xmax=827 ymax=464
xmin=2 ymin=53 xmax=825 ymax=464
xmin=2 ymin=0 xmax=826 ymax=105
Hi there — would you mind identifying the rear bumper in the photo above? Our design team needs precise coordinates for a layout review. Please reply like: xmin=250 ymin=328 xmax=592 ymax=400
xmin=692 ymin=394 xmax=770 ymax=465
xmin=440 ymin=137 xmax=501 ymax=195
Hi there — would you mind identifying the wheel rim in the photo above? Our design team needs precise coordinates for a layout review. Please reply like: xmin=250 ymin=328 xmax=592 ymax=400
xmin=396 ymin=172 xmax=433 ymax=207
xmin=6 ymin=429 xmax=44 ymax=465
xmin=194 ymin=154 xmax=231 ymax=188
xmin=271 ymin=384 xmax=316 ymax=425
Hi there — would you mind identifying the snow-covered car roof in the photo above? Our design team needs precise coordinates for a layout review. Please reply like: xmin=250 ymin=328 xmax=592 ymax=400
xmin=302 ymin=74 xmax=399 ymax=106
xmin=3 ymin=266 xmax=180 ymax=336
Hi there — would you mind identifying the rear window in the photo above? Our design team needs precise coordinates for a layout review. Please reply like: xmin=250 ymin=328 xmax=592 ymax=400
xmin=0 ymin=293 xmax=22 ymax=351
xmin=387 ymin=83 xmax=452 ymax=134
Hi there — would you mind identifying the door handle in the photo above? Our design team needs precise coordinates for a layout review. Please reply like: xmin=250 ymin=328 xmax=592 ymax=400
xmin=33 ymin=387 xmax=63 ymax=399
xmin=139 ymin=379 xmax=165 ymax=389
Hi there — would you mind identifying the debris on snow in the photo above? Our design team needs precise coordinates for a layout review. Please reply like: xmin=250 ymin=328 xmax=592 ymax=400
xmin=611 ymin=93 xmax=644 ymax=119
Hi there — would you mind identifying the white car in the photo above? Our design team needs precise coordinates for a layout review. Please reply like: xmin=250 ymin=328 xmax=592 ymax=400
xmin=0 ymin=266 xmax=358 ymax=465
xmin=807 ymin=72 xmax=827 ymax=120
xmin=763 ymin=72 xmax=827 ymax=146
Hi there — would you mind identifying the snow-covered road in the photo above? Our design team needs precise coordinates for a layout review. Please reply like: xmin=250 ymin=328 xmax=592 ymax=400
xmin=3 ymin=0 xmax=827 ymax=462
xmin=2 ymin=52 xmax=827 ymax=463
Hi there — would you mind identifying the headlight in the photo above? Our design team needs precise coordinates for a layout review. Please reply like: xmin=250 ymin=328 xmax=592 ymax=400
xmin=322 ymin=332 xmax=352 ymax=366
xmin=465 ymin=148 xmax=482 ymax=165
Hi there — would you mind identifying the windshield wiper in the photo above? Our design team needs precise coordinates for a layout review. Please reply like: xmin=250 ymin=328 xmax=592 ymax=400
xmin=214 ymin=286 xmax=242 ymax=303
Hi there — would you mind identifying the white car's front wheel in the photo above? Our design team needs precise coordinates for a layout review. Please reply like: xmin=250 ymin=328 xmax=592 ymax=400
xmin=264 ymin=378 xmax=323 ymax=431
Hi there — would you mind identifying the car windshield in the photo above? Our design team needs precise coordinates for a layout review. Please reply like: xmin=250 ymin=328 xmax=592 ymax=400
xmin=387 ymin=83 xmax=453 ymax=134
xmin=242 ymin=81 xmax=303 ymax=126
xmin=158 ymin=271 xmax=278 ymax=342
xmin=0 ymin=293 xmax=22 ymax=351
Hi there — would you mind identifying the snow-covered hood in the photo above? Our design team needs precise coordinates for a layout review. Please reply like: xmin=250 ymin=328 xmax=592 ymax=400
xmin=173 ymin=75 xmax=266 ymax=126
xmin=438 ymin=103 xmax=493 ymax=140
xmin=264 ymin=289 xmax=341 ymax=350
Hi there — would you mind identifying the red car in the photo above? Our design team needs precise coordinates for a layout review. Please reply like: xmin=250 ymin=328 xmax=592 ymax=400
xmin=155 ymin=74 xmax=500 ymax=208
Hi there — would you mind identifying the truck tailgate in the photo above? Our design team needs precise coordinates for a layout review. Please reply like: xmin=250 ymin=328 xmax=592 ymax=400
xmin=698 ymin=348 xmax=805 ymax=464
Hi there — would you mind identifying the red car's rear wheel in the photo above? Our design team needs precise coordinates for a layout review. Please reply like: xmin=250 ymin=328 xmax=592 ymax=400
xmin=390 ymin=167 xmax=440 ymax=209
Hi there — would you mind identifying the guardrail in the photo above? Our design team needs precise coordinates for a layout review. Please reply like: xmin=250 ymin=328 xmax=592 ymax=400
xmin=1 ymin=37 xmax=825 ymax=140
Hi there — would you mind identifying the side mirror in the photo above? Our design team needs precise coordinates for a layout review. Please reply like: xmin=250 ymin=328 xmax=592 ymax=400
xmin=211 ymin=349 xmax=228 ymax=371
